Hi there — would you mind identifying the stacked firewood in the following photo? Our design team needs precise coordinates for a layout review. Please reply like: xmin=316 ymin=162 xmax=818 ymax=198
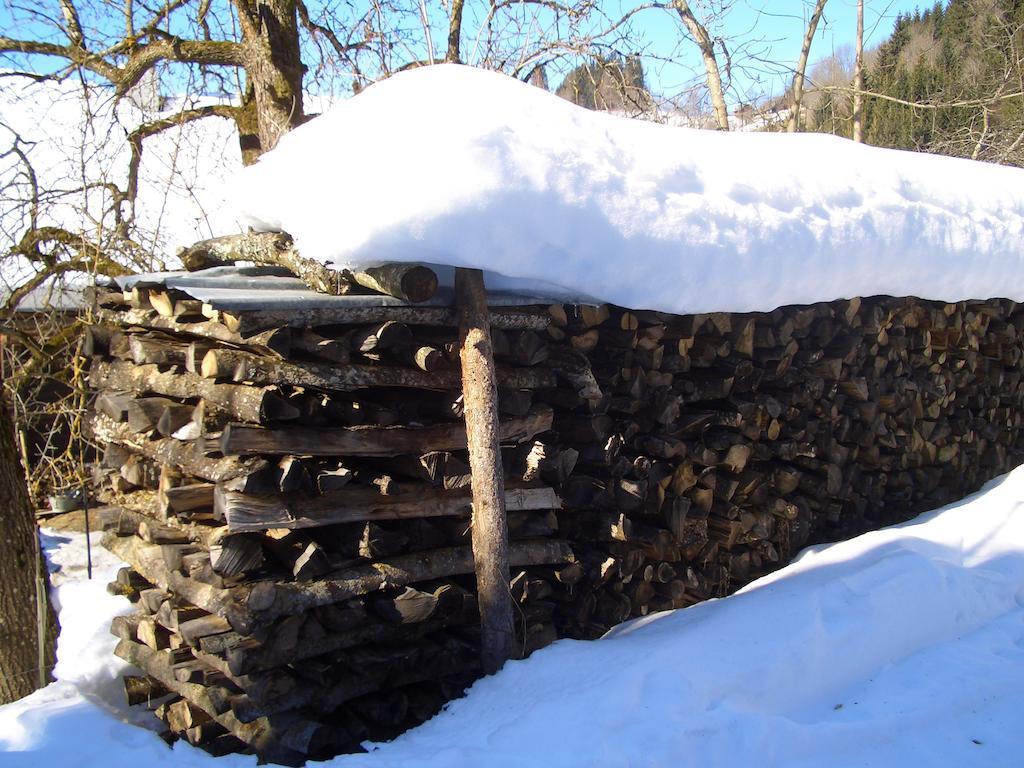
xmin=537 ymin=296 xmax=1024 ymax=638
xmin=88 ymin=265 xmax=576 ymax=762
xmin=88 ymin=250 xmax=1024 ymax=762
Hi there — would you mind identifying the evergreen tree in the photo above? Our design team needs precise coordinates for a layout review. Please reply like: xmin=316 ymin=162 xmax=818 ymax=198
xmin=555 ymin=56 xmax=653 ymax=114
xmin=816 ymin=0 xmax=1024 ymax=167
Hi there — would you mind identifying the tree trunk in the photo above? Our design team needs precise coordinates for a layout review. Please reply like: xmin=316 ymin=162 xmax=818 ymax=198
xmin=853 ymin=0 xmax=865 ymax=143
xmin=787 ymin=0 xmax=829 ymax=133
xmin=447 ymin=0 xmax=466 ymax=63
xmin=673 ymin=0 xmax=730 ymax=130
xmin=0 ymin=394 xmax=58 ymax=704
xmin=234 ymin=0 xmax=305 ymax=163
xmin=455 ymin=268 xmax=514 ymax=674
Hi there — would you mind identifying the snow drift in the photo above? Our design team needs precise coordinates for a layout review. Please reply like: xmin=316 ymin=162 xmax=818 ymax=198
xmin=235 ymin=64 xmax=1024 ymax=315
xmin=4 ymin=469 xmax=1024 ymax=766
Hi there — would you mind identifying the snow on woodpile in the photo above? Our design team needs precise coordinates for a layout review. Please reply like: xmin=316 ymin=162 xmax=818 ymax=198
xmin=4 ymin=469 xmax=1024 ymax=766
xmin=234 ymin=64 xmax=1024 ymax=315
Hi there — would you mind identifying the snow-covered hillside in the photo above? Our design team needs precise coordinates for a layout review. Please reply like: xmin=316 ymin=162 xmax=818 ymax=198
xmin=3 ymin=469 xmax=1024 ymax=767
xmin=236 ymin=64 xmax=1024 ymax=315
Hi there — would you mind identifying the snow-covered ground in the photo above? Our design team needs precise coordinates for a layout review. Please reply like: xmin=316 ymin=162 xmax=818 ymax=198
xmin=236 ymin=64 xmax=1024 ymax=315
xmin=3 ymin=468 xmax=1023 ymax=767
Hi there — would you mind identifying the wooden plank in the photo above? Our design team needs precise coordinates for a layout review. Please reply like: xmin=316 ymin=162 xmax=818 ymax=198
xmin=159 ymin=483 xmax=215 ymax=517
xmin=218 ymin=406 xmax=553 ymax=457
xmin=217 ymin=484 xmax=562 ymax=532
xmin=90 ymin=360 xmax=299 ymax=423
xmin=92 ymin=414 xmax=266 ymax=483
xmin=231 ymin=540 xmax=574 ymax=633
xmin=104 ymin=531 xmax=573 ymax=635
xmin=224 ymin=305 xmax=551 ymax=335
xmin=200 ymin=348 xmax=554 ymax=392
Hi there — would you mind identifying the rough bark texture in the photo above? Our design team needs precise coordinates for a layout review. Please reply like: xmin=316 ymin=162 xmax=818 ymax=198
xmin=201 ymin=348 xmax=555 ymax=392
xmin=91 ymin=413 xmax=267 ymax=482
xmin=447 ymin=0 xmax=466 ymax=62
xmin=180 ymin=232 xmax=348 ymax=295
xmin=0 ymin=395 xmax=58 ymax=704
xmin=218 ymin=483 xmax=560 ymax=532
xmin=455 ymin=268 xmax=514 ymax=674
xmin=226 ymin=306 xmax=550 ymax=335
xmin=218 ymin=406 xmax=553 ymax=457
xmin=236 ymin=0 xmax=306 ymax=162
xmin=90 ymin=360 xmax=298 ymax=424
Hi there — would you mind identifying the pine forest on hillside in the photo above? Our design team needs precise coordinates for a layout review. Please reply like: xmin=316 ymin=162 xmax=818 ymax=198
xmin=810 ymin=0 xmax=1024 ymax=166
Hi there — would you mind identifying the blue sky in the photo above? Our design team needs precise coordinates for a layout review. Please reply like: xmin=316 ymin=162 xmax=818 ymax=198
xmin=616 ymin=0 xmax=928 ymax=102
xmin=0 ymin=0 xmax=930 ymax=104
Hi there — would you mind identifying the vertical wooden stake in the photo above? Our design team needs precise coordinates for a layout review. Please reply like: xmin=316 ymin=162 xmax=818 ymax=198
xmin=455 ymin=267 xmax=513 ymax=673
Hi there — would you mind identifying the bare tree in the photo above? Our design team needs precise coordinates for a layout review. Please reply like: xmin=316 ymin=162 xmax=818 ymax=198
xmin=787 ymin=0 xmax=829 ymax=132
xmin=852 ymin=0 xmax=865 ymax=142
xmin=0 ymin=0 xmax=307 ymax=165
xmin=671 ymin=0 xmax=730 ymax=129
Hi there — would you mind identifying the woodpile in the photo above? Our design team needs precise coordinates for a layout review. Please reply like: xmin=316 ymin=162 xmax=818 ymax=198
xmin=87 ymin=257 xmax=1024 ymax=762
xmin=88 ymin=266 xmax=573 ymax=762
xmin=539 ymin=296 xmax=1024 ymax=634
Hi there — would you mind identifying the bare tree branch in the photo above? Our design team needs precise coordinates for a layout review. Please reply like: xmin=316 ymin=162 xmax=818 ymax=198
xmin=787 ymin=0 xmax=828 ymax=133
xmin=817 ymin=85 xmax=1024 ymax=111
xmin=671 ymin=0 xmax=729 ymax=129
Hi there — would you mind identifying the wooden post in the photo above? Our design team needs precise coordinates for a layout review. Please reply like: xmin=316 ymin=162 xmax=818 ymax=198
xmin=455 ymin=268 xmax=513 ymax=673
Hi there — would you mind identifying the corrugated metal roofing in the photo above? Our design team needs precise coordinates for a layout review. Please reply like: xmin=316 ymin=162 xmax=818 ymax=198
xmin=109 ymin=265 xmax=591 ymax=309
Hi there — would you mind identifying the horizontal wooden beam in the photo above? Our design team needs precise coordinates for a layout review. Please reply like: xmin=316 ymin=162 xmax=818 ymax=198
xmin=105 ymin=531 xmax=574 ymax=635
xmin=228 ymin=539 xmax=575 ymax=633
xmin=94 ymin=309 xmax=289 ymax=350
xmin=217 ymin=484 xmax=561 ymax=532
xmin=92 ymin=414 xmax=266 ymax=483
xmin=90 ymin=360 xmax=298 ymax=423
xmin=218 ymin=405 xmax=553 ymax=457
xmin=220 ymin=305 xmax=551 ymax=335
xmin=201 ymin=348 xmax=555 ymax=392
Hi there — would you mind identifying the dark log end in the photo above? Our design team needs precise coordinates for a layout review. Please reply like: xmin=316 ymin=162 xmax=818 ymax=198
xmin=400 ymin=266 xmax=439 ymax=303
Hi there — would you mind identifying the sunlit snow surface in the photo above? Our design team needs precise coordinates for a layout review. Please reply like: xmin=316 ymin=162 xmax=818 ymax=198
xmin=235 ymin=65 xmax=1024 ymax=315
xmin=3 ymin=470 xmax=1024 ymax=767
